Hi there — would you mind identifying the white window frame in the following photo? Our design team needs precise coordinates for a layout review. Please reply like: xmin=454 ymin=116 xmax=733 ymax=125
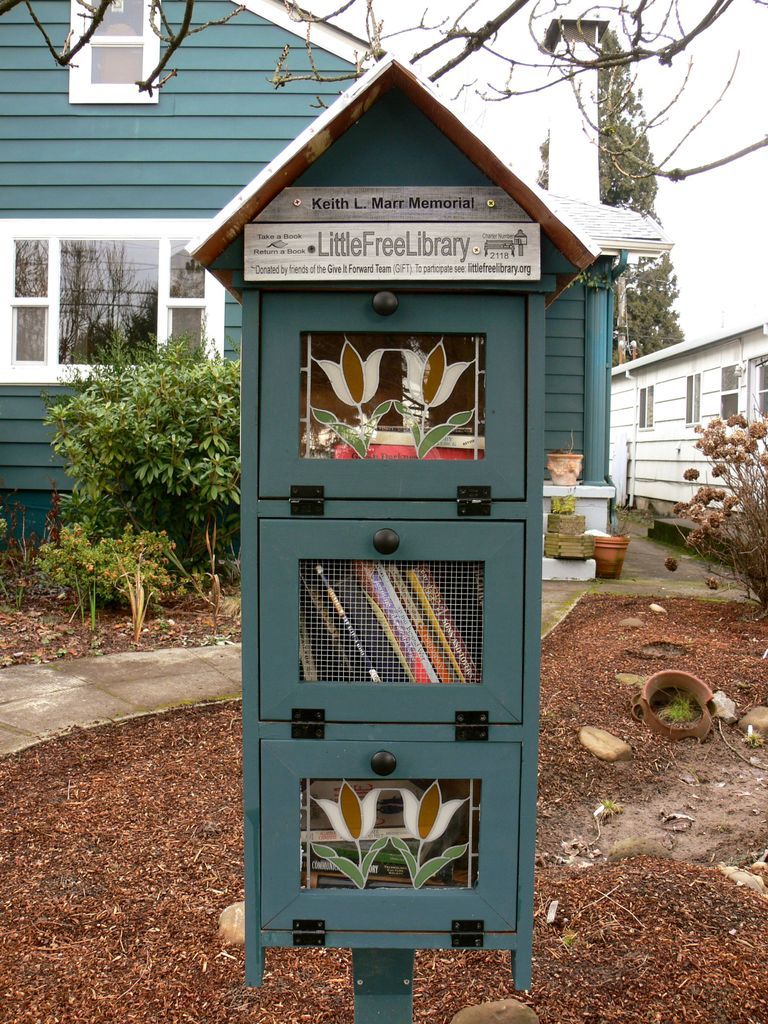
xmin=1 ymin=219 xmax=226 ymax=385
xmin=720 ymin=363 xmax=740 ymax=419
xmin=69 ymin=0 xmax=160 ymax=105
xmin=750 ymin=357 xmax=768 ymax=418
xmin=685 ymin=372 xmax=701 ymax=426
xmin=639 ymin=384 xmax=654 ymax=430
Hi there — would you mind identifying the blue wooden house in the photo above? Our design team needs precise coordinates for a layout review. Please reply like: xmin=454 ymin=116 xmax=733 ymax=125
xmin=0 ymin=1 xmax=670 ymax=576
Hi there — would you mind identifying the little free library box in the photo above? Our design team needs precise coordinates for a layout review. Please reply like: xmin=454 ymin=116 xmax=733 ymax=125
xmin=191 ymin=55 xmax=614 ymax=1024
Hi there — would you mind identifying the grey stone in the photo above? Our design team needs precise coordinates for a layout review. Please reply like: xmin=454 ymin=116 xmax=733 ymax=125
xmin=451 ymin=999 xmax=539 ymax=1024
xmin=218 ymin=901 xmax=245 ymax=945
xmin=607 ymin=837 xmax=672 ymax=862
xmin=739 ymin=706 xmax=768 ymax=737
xmin=710 ymin=690 xmax=738 ymax=725
xmin=578 ymin=726 xmax=632 ymax=763
xmin=615 ymin=672 xmax=646 ymax=688
xmin=619 ymin=617 xmax=645 ymax=629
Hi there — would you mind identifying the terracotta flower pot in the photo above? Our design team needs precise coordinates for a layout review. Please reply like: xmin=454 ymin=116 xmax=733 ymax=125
xmin=632 ymin=670 xmax=713 ymax=740
xmin=593 ymin=534 xmax=630 ymax=579
xmin=546 ymin=451 xmax=583 ymax=486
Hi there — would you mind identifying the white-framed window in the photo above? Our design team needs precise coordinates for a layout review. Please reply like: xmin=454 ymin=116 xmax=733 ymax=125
xmin=751 ymin=358 xmax=768 ymax=417
xmin=720 ymin=364 xmax=739 ymax=419
xmin=2 ymin=220 xmax=226 ymax=384
xmin=639 ymin=385 xmax=654 ymax=429
xmin=69 ymin=0 xmax=160 ymax=105
xmin=685 ymin=373 xmax=701 ymax=426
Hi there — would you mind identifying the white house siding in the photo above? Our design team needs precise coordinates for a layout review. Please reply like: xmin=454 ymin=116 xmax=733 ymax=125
xmin=610 ymin=324 xmax=768 ymax=511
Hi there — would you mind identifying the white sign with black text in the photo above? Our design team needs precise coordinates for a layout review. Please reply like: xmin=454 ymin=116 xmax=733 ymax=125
xmin=243 ymin=221 xmax=541 ymax=282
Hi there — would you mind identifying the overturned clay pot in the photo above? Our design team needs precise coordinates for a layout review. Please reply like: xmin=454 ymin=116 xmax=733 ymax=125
xmin=632 ymin=670 xmax=713 ymax=741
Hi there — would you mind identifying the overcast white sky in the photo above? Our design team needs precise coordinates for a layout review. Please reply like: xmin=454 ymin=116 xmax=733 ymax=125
xmin=326 ymin=1 xmax=767 ymax=341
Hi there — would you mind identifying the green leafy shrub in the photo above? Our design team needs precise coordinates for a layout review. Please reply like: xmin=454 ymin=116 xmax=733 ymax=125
xmin=45 ymin=338 xmax=240 ymax=566
xmin=38 ymin=525 xmax=177 ymax=617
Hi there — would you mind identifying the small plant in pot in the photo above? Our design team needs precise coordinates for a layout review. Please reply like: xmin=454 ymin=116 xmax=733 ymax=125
xmin=548 ymin=495 xmax=586 ymax=536
xmin=546 ymin=433 xmax=583 ymax=486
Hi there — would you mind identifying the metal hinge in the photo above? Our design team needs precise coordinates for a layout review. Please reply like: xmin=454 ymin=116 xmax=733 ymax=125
xmin=457 ymin=486 xmax=491 ymax=516
xmin=455 ymin=711 xmax=489 ymax=741
xmin=452 ymin=919 xmax=484 ymax=948
xmin=290 ymin=485 xmax=324 ymax=516
xmin=291 ymin=708 xmax=325 ymax=739
xmin=293 ymin=919 xmax=325 ymax=947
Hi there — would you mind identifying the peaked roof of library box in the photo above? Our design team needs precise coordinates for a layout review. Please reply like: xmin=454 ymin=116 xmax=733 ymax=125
xmin=189 ymin=54 xmax=603 ymax=277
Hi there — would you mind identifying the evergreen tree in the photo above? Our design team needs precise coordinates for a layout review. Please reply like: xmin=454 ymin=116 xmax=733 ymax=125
xmin=598 ymin=29 xmax=684 ymax=360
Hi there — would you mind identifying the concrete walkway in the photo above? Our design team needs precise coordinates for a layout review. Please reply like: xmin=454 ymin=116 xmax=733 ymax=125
xmin=0 ymin=532 xmax=740 ymax=757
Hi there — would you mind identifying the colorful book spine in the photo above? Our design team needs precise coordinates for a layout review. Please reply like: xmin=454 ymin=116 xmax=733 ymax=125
xmin=385 ymin=564 xmax=456 ymax=684
xmin=355 ymin=562 xmax=435 ymax=684
xmin=316 ymin=564 xmax=381 ymax=683
xmin=409 ymin=565 xmax=479 ymax=683
xmin=363 ymin=592 xmax=415 ymax=683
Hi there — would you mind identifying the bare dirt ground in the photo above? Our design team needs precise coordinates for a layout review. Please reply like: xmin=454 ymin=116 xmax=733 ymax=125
xmin=0 ymin=594 xmax=241 ymax=669
xmin=1 ymin=594 xmax=767 ymax=1024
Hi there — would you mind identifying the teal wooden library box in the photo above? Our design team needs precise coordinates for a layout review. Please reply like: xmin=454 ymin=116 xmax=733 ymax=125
xmin=191 ymin=56 xmax=599 ymax=1024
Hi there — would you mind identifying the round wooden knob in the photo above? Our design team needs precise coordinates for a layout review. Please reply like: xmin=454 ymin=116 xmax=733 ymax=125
xmin=370 ymin=751 xmax=397 ymax=776
xmin=372 ymin=291 xmax=398 ymax=316
xmin=373 ymin=528 xmax=400 ymax=554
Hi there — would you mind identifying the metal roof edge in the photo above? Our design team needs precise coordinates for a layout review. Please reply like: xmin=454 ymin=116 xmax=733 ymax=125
xmin=234 ymin=0 xmax=368 ymax=64
xmin=611 ymin=319 xmax=768 ymax=376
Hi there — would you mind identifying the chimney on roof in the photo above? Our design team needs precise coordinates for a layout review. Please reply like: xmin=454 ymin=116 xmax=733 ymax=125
xmin=544 ymin=18 xmax=609 ymax=204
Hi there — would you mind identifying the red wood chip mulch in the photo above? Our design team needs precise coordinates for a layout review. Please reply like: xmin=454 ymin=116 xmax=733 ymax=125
xmin=1 ymin=595 xmax=767 ymax=1023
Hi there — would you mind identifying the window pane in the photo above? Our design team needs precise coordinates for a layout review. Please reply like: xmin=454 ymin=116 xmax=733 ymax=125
xmin=299 ymin=559 xmax=483 ymax=685
xmin=693 ymin=374 xmax=701 ymax=422
xmin=169 ymin=307 xmax=203 ymax=350
xmin=91 ymin=45 xmax=143 ymax=84
xmin=15 ymin=240 xmax=48 ymax=297
xmin=170 ymin=241 xmax=205 ymax=299
xmin=301 ymin=332 xmax=485 ymax=461
xmin=301 ymin=778 xmax=480 ymax=890
xmin=94 ymin=0 xmax=144 ymax=36
xmin=59 ymin=239 xmax=159 ymax=364
xmin=721 ymin=364 xmax=738 ymax=392
xmin=686 ymin=376 xmax=693 ymax=423
xmin=13 ymin=307 xmax=47 ymax=362
xmin=721 ymin=392 xmax=738 ymax=419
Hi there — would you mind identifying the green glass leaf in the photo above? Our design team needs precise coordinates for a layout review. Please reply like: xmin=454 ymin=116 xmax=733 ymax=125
xmin=393 ymin=400 xmax=408 ymax=417
xmin=389 ymin=836 xmax=418 ymax=878
xmin=417 ymin=423 xmax=458 ymax=459
xmin=361 ymin=837 xmax=390 ymax=877
xmin=310 ymin=844 xmax=366 ymax=889
xmin=311 ymin=407 xmax=336 ymax=425
xmin=448 ymin=409 xmax=473 ymax=427
xmin=369 ymin=400 xmax=393 ymax=422
xmin=412 ymin=844 xmax=468 ymax=889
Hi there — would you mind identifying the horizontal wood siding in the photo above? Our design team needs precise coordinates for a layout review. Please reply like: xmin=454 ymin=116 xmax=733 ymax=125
xmin=0 ymin=3 xmax=352 ymax=217
xmin=545 ymin=286 xmax=585 ymax=456
xmin=1 ymin=2 xmax=351 ymax=496
xmin=0 ymin=386 xmax=69 ymax=494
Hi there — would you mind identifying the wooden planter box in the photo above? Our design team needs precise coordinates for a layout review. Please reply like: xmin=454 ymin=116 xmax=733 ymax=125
xmin=546 ymin=513 xmax=586 ymax=536
xmin=544 ymin=533 xmax=595 ymax=560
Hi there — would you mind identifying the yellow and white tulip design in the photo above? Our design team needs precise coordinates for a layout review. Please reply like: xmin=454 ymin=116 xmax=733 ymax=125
xmin=311 ymin=782 xmax=388 ymax=889
xmin=311 ymin=781 xmax=469 ymax=890
xmin=312 ymin=340 xmax=392 ymax=458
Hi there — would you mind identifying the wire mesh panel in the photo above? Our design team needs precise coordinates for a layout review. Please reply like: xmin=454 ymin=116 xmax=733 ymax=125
xmin=300 ymin=778 xmax=481 ymax=890
xmin=299 ymin=560 xmax=484 ymax=684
